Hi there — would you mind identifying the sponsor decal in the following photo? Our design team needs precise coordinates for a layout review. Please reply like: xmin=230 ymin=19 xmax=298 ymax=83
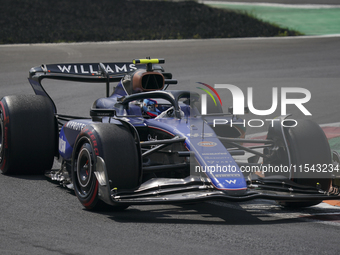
xmin=66 ymin=121 xmax=87 ymax=131
xmin=197 ymin=141 xmax=217 ymax=147
xmin=55 ymin=63 xmax=137 ymax=75
xmin=59 ymin=136 xmax=66 ymax=154
xmin=188 ymin=133 xmax=214 ymax=138
xmin=215 ymin=174 xmax=241 ymax=177
xmin=82 ymin=128 xmax=99 ymax=156
xmin=202 ymin=152 xmax=228 ymax=155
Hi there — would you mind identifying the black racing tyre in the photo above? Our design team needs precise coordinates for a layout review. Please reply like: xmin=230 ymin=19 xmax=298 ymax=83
xmin=278 ymin=119 xmax=332 ymax=208
xmin=0 ymin=95 xmax=56 ymax=175
xmin=72 ymin=123 xmax=141 ymax=211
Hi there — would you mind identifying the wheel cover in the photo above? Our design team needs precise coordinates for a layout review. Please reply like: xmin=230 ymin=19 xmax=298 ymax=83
xmin=76 ymin=146 xmax=93 ymax=197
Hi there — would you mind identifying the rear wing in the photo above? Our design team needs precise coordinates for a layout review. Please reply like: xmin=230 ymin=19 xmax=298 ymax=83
xmin=28 ymin=61 xmax=173 ymax=113
xmin=29 ymin=62 xmax=146 ymax=79
xmin=29 ymin=62 xmax=148 ymax=94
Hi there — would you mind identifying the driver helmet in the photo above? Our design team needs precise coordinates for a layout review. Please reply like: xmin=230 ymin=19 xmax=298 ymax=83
xmin=142 ymin=99 xmax=161 ymax=117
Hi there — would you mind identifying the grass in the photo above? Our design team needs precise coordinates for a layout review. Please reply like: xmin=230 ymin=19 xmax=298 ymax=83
xmin=207 ymin=3 xmax=340 ymax=35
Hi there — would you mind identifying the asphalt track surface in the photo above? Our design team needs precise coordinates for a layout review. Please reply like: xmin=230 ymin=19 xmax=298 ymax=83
xmin=1 ymin=37 xmax=340 ymax=254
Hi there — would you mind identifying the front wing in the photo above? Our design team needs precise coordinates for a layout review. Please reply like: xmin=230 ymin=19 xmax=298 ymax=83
xmin=95 ymin=173 xmax=340 ymax=206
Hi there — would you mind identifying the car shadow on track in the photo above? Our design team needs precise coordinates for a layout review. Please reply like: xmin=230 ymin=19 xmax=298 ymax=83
xmin=12 ymin=173 xmax=336 ymax=226
xmin=1 ymin=173 xmax=47 ymax=181
xmin=97 ymin=202 xmax=311 ymax=225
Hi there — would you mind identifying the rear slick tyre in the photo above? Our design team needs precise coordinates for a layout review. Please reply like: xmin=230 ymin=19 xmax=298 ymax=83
xmin=0 ymin=95 xmax=56 ymax=175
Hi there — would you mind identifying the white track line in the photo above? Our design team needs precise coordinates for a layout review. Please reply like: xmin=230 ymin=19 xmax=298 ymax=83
xmin=202 ymin=1 xmax=340 ymax=9
xmin=1 ymin=34 xmax=340 ymax=48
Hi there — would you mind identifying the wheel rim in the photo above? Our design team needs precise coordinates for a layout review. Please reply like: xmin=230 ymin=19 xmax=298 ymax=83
xmin=76 ymin=146 xmax=93 ymax=197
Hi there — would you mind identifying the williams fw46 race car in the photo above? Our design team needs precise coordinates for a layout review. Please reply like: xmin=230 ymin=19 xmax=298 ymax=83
xmin=0 ymin=58 xmax=339 ymax=211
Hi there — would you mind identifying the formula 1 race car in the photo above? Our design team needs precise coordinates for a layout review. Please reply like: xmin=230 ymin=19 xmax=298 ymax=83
xmin=0 ymin=58 xmax=339 ymax=210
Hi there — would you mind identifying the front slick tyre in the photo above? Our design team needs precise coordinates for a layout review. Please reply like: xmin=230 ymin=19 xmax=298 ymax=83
xmin=72 ymin=124 xmax=140 ymax=211
xmin=278 ymin=119 xmax=332 ymax=208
